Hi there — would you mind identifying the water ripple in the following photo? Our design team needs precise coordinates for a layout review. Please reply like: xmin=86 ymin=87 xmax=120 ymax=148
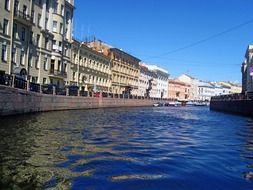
xmin=0 ymin=107 xmax=253 ymax=189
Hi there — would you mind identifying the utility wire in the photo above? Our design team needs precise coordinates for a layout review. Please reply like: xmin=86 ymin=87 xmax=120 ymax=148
xmin=144 ymin=19 xmax=253 ymax=60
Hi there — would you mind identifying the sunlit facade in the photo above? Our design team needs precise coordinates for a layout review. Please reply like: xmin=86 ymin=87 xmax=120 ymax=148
xmin=0 ymin=0 xmax=74 ymax=87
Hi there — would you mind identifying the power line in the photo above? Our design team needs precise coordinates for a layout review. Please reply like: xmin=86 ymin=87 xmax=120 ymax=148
xmin=143 ymin=19 xmax=253 ymax=60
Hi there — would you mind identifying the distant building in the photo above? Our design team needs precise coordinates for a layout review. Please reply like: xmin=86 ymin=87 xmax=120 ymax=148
xmin=71 ymin=39 xmax=111 ymax=92
xmin=86 ymin=40 xmax=140 ymax=95
xmin=168 ymin=79 xmax=190 ymax=101
xmin=138 ymin=64 xmax=157 ymax=97
xmin=177 ymin=74 xmax=199 ymax=101
xmin=218 ymin=81 xmax=241 ymax=94
xmin=145 ymin=64 xmax=169 ymax=98
xmin=211 ymin=83 xmax=230 ymax=96
xmin=198 ymin=81 xmax=214 ymax=101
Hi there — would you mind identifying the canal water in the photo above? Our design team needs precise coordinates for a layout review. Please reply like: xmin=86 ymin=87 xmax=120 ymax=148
xmin=0 ymin=107 xmax=253 ymax=190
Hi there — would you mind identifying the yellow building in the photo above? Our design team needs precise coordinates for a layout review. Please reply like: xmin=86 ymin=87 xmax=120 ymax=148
xmin=87 ymin=40 xmax=141 ymax=95
xmin=71 ymin=39 xmax=111 ymax=92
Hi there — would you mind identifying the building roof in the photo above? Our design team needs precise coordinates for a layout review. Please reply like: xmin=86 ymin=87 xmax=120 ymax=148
xmin=110 ymin=48 xmax=141 ymax=62
xmin=141 ymin=63 xmax=169 ymax=74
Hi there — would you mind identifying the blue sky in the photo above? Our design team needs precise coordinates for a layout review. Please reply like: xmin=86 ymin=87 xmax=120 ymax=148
xmin=73 ymin=0 xmax=253 ymax=83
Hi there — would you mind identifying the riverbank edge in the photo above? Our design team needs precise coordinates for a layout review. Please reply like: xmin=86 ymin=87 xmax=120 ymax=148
xmin=210 ymin=99 xmax=253 ymax=117
xmin=0 ymin=85 xmax=162 ymax=116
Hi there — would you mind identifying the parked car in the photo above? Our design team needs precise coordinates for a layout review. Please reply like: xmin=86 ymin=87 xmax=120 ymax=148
xmin=66 ymin=85 xmax=79 ymax=96
xmin=41 ymin=84 xmax=58 ymax=94
xmin=94 ymin=92 xmax=101 ymax=97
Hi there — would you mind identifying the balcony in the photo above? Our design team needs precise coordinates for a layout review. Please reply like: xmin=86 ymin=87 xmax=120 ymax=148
xmin=49 ymin=70 xmax=67 ymax=78
xmin=14 ymin=10 xmax=33 ymax=26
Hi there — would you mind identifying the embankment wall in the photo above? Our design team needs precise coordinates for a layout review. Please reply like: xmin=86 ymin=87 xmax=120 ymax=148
xmin=0 ymin=85 xmax=158 ymax=116
xmin=210 ymin=99 xmax=253 ymax=117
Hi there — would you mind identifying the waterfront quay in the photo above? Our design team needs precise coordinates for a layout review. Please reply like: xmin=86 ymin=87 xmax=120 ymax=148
xmin=0 ymin=74 xmax=165 ymax=116
xmin=1 ymin=107 xmax=253 ymax=189
xmin=210 ymin=93 xmax=253 ymax=117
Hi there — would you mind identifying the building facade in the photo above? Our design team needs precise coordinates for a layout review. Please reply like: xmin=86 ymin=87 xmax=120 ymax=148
xmin=177 ymin=74 xmax=199 ymax=101
xmin=71 ymin=39 xmax=111 ymax=92
xmin=197 ymin=81 xmax=214 ymax=101
xmin=138 ymin=63 xmax=158 ymax=97
xmin=0 ymin=0 xmax=74 ymax=87
xmin=145 ymin=65 xmax=169 ymax=98
xmin=87 ymin=40 xmax=140 ymax=95
xmin=168 ymin=79 xmax=190 ymax=101
xmin=242 ymin=45 xmax=253 ymax=95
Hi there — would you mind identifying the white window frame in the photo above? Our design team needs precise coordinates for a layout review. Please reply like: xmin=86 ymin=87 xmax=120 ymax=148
xmin=53 ymin=21 xmax=57 ymax=32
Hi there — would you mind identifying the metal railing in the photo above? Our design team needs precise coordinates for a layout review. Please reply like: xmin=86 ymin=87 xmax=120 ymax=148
xmin=0 ymin=73 xmax=167 ymax=101
xmin=14 ymin=10 xmax=33 ymax=24
xmin=211 ymin=93 xmax=250 ymax=101
xmin=49 ymin=70 xmax=67 ymax=78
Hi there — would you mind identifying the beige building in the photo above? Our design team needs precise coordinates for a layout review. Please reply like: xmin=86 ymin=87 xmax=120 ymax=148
xmin=87 ymin=40 xmax=141 ymax=95
xmin=177 ymin=74 xmax=199 ymax=100
xmin=71 ymin=39 xmax=111 ymax=92
xmin=0 ymin=0 xmax=74 ymax=86
xmin=218 ymin=81 xmax=242 ymax=94
xmin=168 ymin=79 xmax=190 ymax=100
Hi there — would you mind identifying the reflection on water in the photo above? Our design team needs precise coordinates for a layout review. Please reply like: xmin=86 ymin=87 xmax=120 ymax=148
xmin=0 ymin=107 xmax=253 ymax=189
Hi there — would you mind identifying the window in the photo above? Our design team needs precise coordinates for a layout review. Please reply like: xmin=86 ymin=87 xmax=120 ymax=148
xmin=73 ymin=72 xmax=76 ymax=80
xmin=11 ymin=47 xmax=16 ymax=63
xmin=60 ymin=23 xmax=63 ymax=34
xmin=45 ymin=37 xmax=48 ymax=49
xmin=59 ymin=41 xmax=62 ymax=52
xmin=20 ymin=50 xmax=25 ymax=65
xmin=37 ymin=14 xmax=41 ymax=27
xmin=43 ymin=78 xmax=47 ymax=84
xmin=35 ymin=57 xmax=40 ymax=69
xmin=64 ymin=63 xmax=67 ymax=72
xmin=66 ymin=11 xmax=70 ymax=23
xmin=45 ymin=18 xmax=48 ymax=29
xmin=1 ymin=44 xmax=7 ymax=62
xmin=23 ymin=5 xmax=27 ymax=16
xmin=61 ymin=5 xmax=64 ymax=16
xmin=44 ymin=57 xmax=48 ymax=70
xmin=21 ymin=27 xmax=25 ymax=41
xmin=5 ymin=0 xmax=10 ymax=11
xmin=53 ymin=2 xmax=58 ymax=13
xmin=3 ymin=19 xmax=8 ymax=35
xmin=13 ymin=23 xmax=17 ymax=38
xmin=36 ymin=34 xmax=40 ymax=46
xmin=28 ymin=55 xmax=33 ymax=68
xmin=31 ymin=10 xmax=35 ymax=23
xmin=52 ymin=40 xmax=56 ymax=49
xmin=46 ymin=0 xmax=49 ymax=11
xmin=31 ymin=76 xmax=36 ymax=83
xmin=53 ymin=21 xmax=57 ymax=32
xmin=29 ymin=31 xmax=33 ymax=44
xmin=58 ymin=60 xmax=61 ymax=71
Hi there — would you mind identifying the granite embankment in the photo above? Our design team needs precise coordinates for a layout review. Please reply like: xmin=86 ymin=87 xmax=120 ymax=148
xmin=210 ymin=96 xmax=253 ymax=117
xmin=0 ymin=85 xmax=159 ymax=116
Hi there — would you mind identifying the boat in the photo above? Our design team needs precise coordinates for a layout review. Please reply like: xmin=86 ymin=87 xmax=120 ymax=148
xmin=153 ymin=103 xmax=161 ymax=107
xmin=193 ymin=102 xmax=208 ymax=106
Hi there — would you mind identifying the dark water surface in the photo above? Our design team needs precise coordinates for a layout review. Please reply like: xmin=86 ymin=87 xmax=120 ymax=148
xmin=1 ymin=107 xmax=253 ymax=190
